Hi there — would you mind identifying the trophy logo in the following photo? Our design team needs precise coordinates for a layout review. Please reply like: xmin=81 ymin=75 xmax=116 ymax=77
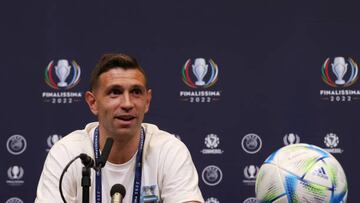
xmin=7 ymin=165 xmax=25 ymax=186
xmin=243 ymin=165 xmax=259 ymax=180
xmin=283 ymin=133 xmax=300 ymax=145
xmin=321 ymin=57 xmax=358 ymax=87
xmin=55 ymin=59 xmax=71 ymax=87
xmin=45 ymin=59 xmax=81 ymax=89
xmin=172 ymin=134 xmax=181 ymax=140
xmin=332 ymin=57 xmax=348 ymax=85
xmin=202 ymin=165 xmax=223 ymax=186
xmin=182 ymin=58 xmax=219 ymax=88
xmin=241 ymin=133 xmax=262 ymax=154
xmin=205 ymin=197 xmax=220 ymax=203
xmin=46 ymin=134 xmax=62 ymax=151
xmin=8 ymin=165 xmax=24 ymax=180
xmin=47 ymin=134 xmax=62 ymax=147
xmin=6 ymin=134 xmax=27 ymax=155
xmin=192 ymin=58 xmax=208 ymax=86
xmin=324 ymin=133 xmax=339 ymax=148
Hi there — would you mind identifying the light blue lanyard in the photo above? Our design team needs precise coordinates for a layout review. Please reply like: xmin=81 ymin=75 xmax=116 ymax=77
xmin=93 ymin=127 xmax=145 ymax=203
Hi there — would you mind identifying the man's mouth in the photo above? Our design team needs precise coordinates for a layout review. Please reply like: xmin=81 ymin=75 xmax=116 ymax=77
xmin=115 ymin=115 xmax=136 ymax=121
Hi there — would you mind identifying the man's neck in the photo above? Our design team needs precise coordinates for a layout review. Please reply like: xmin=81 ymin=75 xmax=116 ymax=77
xmin=99 ymin=128 xmax=141 ymax=164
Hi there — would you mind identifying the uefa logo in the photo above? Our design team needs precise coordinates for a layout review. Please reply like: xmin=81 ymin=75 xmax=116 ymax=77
xmin=323 ymin=133 xmax=343 ymax=154
xmin=283 ymin=133 xmax=300 ymax=145
xmin=5 ymin=197 xmax=23 ymax=203
xmin=45 ymin=59 xmax=81 ymax=90
xmin=7 ymin=165 xmax=24 ymax=186
xmin=243 ymin=165 xmax=259 ymax=186
xmin=243 ymin=197 xmax=258 ymax=203
xmin=182 ymin=58 xmax=219 ymax=88
xmin=205 ymin=197 xmax=220 ymax=203
xmin=241 ymin=133 xmax=262 ymax=154
xmin=201 ymin=134 xmax=224 ymax=154
xmin=321 ymin=57 xmax=358 ymax=88
xmin=46 ymin=134 xmax=62 ymax=151
xmin=6 ymin=134 xmax=27 ymax=155
xmin=202 ymin=165 xmax=223 ymax=186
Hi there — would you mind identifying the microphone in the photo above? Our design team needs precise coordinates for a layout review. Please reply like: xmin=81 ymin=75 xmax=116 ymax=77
xmin=96 ymin=137 xmax=114 ymax=169
xmin=79 ymin=153 xmax=95 ymax=168
xmin=110 ymin=184 xmax=126 ymax=203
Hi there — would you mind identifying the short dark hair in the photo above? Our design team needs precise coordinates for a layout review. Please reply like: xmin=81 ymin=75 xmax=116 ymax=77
xmin=89 ymin=53 xmax=148 ymax=91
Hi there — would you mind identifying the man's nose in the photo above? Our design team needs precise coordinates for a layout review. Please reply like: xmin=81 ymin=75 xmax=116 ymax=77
xmin=121 ymin=92 xmax=134 ymax=110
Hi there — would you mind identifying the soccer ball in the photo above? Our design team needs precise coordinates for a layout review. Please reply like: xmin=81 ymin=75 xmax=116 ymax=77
xmin=255 ymin=143 xmax=348 ymax=203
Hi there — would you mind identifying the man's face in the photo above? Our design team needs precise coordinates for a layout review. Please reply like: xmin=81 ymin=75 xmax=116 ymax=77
xmin=86 ymin=68 xmax=151 ymax=139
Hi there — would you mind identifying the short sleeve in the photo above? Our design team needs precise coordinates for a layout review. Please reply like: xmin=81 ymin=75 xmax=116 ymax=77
xmin=35 ymin=142 xmax=79 ymax=203
xmin=158 ymin=139 xmax=204 ymax=203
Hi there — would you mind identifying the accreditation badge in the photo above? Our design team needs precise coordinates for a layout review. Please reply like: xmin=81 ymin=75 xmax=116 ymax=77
xmin=141 ymin=185 xmax=159 ymax=203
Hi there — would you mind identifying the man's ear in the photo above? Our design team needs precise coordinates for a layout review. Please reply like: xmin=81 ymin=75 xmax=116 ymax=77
xmin=85 ymin=91 xmax=98 ymax=116
xmin=145 ymin=89 xmax=152 ymax=113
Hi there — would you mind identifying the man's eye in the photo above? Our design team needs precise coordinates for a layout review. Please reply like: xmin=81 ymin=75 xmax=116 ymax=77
xmin=109 ymin=89 xmax=122 ymax=95
xmin=131 ymin=88 xmax=143 ymax=95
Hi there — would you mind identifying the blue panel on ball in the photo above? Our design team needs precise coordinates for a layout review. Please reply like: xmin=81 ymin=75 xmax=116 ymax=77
xmin=331 ymin=191 xmax=347 ymax=203
xmin=284 ymin=175 xmax=299 ymax=203
xmin=264 ymin=150 xmax=279 ymax=164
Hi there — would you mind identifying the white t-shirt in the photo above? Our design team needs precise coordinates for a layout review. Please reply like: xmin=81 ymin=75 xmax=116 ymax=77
xmin=35 ymin=122 xmax=204 ymax=203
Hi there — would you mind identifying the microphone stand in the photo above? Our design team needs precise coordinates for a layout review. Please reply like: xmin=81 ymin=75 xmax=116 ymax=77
xmin=79 ymin=153 xmax=95 ymax=203
xmin=81 ymin=166 xmax=91 ymax=203
xmin=80 ymin=138 xmax=113 ymax=203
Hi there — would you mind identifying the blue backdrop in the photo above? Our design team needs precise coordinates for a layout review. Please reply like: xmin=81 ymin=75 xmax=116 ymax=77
xmin=2 ymin=0 xmax=360 ymax=202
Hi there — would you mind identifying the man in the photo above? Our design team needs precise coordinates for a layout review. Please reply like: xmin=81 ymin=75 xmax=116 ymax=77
xmin=35 ymin=53 xmax=204 ymax=203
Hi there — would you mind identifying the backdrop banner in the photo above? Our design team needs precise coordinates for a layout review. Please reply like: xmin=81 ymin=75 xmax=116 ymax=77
xmin=2 ymin=1 xmax=359 ymax=202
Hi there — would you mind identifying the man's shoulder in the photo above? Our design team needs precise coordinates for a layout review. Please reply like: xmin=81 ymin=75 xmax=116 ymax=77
xmin=59 ymin=122 xmax=96 ymax=143
xmin=142 ymin=123 xmax=180 ymax=143
xmin=142 ymin=123 xmax=187 ymax=153
xmin=48 ymin=122 xmax=96 ymax=156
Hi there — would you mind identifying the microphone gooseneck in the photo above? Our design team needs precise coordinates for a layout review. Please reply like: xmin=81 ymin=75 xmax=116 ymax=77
xmin=96 ymin=137 xmax=114 ymax=169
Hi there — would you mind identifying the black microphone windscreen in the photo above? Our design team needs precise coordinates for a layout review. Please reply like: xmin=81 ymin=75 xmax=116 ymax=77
xmin=79 ymin=153 xmax=94 ymax=168
xmin=110 ymin=184 xmax=126 ymax=197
